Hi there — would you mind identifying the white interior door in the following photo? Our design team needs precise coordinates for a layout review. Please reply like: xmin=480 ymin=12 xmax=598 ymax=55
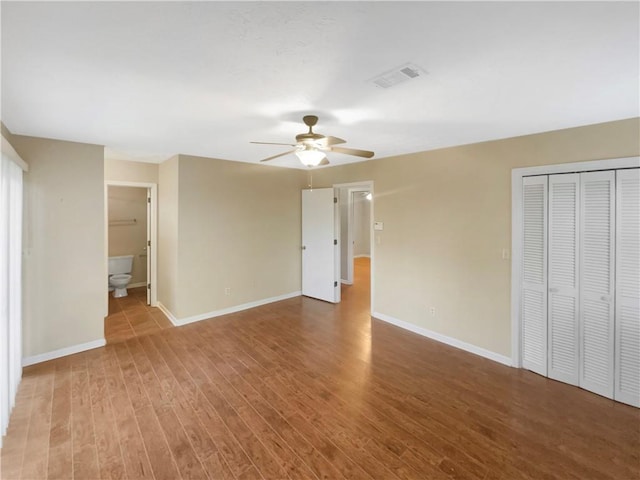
xmin=548 ymin=173 xmax=580 ymax=386
xmin=521 ymin=176 xmax=548 ymax=376
xmin=615 ymin=168 xmax=640 ymax=407
xmin=146 ymin=189 xmax=151 ymax=305
xmin=302 ymin=188 xmax=340 ymax=303
xmin=579 ymin=171 xmax=615 ymax=398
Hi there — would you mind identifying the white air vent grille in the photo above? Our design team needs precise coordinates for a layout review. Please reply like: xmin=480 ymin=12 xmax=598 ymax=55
xmin=369 ymin=63 xmax=425 ymax=89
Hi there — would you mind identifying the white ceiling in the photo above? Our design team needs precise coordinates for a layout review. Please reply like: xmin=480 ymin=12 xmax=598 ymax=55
xmin=2 ymin=2 xmax=638 ymax=169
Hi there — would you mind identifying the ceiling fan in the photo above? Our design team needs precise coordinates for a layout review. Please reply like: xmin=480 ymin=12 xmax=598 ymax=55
xmin=251 ymin=115 xmax=374 ymax=167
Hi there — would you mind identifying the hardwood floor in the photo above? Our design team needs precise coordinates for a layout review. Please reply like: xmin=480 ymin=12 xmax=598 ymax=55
xmin=105 ymin=287 xmax=173 ymax=344
xmin=2 ymin=257 xmax=638 ymax=479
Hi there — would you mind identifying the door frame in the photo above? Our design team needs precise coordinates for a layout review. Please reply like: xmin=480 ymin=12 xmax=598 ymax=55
xmin=511 ymin=156 xmax=639 ymax=368
xmin=104 ymin=181 xmax=158 ymax=314
xmin=334 ymin=181 xmax=374 ymax=313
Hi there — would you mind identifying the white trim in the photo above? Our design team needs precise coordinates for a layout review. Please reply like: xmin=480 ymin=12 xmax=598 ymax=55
xmin=127 ymin=281 xmax=147 ymax=289
xmin=341 ymin=280 xmax=353 ymax=286
xmin=105 ymin=180 xmax=158 ymax=316
xmin=160 ymin=291 xmax=302 ymax=327
xmin=22 ymin=339 xmax=106 ymax=367
xmin=373 ymin=311 xmax=512 ymax=367
xmin=511 ymin=156 xmax=640 ymax=368
xmin=157 ymin=302 xmax=178 ymax=325
xmin=1 ymin=134 xmax=28 ymax=171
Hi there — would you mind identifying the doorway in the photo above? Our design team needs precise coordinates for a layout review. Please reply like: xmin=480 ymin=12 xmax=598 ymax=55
xmin=104 ymin=181 xmax=157 ymax=313
xmin=335 ymin=181 xmax=374 ymax=313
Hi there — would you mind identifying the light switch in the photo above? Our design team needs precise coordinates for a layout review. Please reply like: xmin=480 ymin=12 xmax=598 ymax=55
xmin=374 ymin=221 xmax=384 ymax=231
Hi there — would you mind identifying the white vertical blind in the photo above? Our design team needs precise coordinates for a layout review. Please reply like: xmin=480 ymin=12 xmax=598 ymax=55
xmin=615 ymin=168 xmax=640 ymax=407
xmin=521 ymin=176 xmax=548 ymax=376
xmin=0 ymin=138 xmax=25 ymax=448
xmin=579 ymin=171 xmax=615 ymax=398
xmin=548 ymin=174 xmax=580 ymax=385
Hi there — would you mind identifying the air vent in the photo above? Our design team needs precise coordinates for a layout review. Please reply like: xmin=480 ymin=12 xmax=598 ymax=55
xmin=369 ymin=63 xmax=425 ymax=89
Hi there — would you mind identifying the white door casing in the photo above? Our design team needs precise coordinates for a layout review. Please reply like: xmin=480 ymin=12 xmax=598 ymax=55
xmin=302 ymin=188 xmax=339 ymax=303
xmin=146 ymin=189 xmax=152 ymax=305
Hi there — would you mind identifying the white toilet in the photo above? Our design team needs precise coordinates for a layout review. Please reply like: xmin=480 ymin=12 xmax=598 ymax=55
xmin=108 ymin=255 xmax=134 ymax=298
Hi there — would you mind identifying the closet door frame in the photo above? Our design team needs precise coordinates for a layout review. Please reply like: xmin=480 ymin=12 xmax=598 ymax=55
xmin=511 ymin=156 xmax=639 ymax=368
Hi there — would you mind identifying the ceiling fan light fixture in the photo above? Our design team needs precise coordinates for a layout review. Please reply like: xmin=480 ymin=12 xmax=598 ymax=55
xmin=295 ymin=147 xmax=325 ymax=166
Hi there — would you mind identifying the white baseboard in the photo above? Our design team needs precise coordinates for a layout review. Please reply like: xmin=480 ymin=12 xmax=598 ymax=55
xmin=354 ymin=254 xmax=371 ymax=259
xmin=22 ymin=338 xmax=107 ymax=367
xmin=128 ymin=282 xmax=147 ymax=289
xmin=159 ymin=291 xmax=302 ymax=327
xmin=341 ymin=280 xmax=353 ymax=285
xmin=372 ymin=311 xmax=512 ymax=367
xmin=157 ymin=302 xmax=178 ymax=324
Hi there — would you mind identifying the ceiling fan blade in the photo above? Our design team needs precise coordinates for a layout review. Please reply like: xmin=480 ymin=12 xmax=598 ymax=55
xmin=329 ymin=146 xmax=375 ymax=158
xmin=251 ymin=141 xmax=297 ymax=146
xmin=316 ymin=136 xmax=346 ymax=147
xmin=259 ymin=149 xmax=297 ymax=162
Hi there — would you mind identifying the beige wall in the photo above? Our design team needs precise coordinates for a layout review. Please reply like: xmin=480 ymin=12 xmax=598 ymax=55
xmin=312 ymin=118 xmax=640 ymax=357
xmin=170 ymin=155 xmax=305 ymax=319
xmin=1 ymin=123 xmax=15 ymax=143
xmin=339 ymin=187 xmax=349 ymax=279
xmin=158 ymin=155 xmax=180 ymax=315
xmin=105 ymin=158 xmax=158 ymax=184
xmin=108 ymin=186 xmax=148 ymax=285
xmin=4 ymin=117 xmax=637 ymax=362
xmin=353 ymin=192 xmax=371 ymax=257
xmin=9 ymin=134 xmax=105 ymax=358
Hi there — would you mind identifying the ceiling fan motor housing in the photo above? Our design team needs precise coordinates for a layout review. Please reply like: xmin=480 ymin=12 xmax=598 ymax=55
xmin=296 ymin=132 xmax=325 ymax=144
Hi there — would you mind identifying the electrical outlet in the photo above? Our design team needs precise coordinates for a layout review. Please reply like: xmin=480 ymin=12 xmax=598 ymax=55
xmin=429 ymin=306 xmax=436 ymax=317
xmin=224 ymin=287 xmax=231 ymax=296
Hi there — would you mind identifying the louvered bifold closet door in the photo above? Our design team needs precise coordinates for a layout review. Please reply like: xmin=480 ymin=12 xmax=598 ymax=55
xmin=615 ymin=168 xmax=640 ymax=407
xmin=579 ymin=171 xmax=615 ymax=398
xmin=548 ymin=174 xmax=580 ymax=385
xmin=521 ymin=176 xmax=548 ymax=376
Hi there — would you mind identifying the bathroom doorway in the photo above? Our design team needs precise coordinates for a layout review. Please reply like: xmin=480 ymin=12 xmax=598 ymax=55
xmin=104 ymin=181 xmax=157 ymax=312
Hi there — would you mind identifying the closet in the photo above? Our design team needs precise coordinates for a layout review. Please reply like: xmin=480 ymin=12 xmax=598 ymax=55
xmin=521 ymin=168 xmax=639 ymax=407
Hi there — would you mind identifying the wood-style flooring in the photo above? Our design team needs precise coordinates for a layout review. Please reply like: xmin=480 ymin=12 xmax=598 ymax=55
xmin=2 ymin=258 xmax=639 ymax=479
xmin=105 ymin=287 xmax=173 ymax=344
